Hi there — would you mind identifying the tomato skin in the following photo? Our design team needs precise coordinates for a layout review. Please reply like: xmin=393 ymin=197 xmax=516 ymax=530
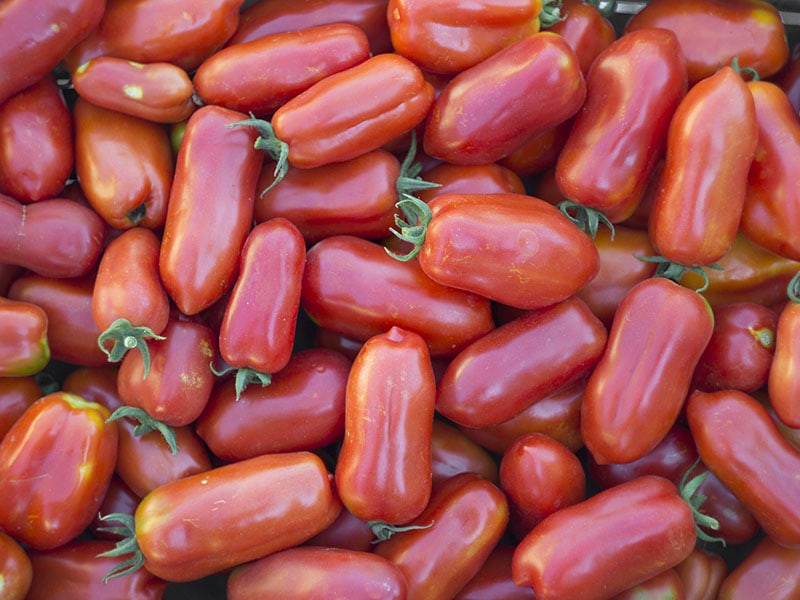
xmin=437 ymin=296 xmax=606 ymax=427
xmin=687 ymin=389 xmax=800 ymax=548
xmin=196 ymin=348 xmax=350 ymax=461
xmin=419 ymin=193 xmax=600 ymax=310
xmin=556 ymin=28 xmax=687 ymax=223
xmin=90 ymin=476 xmax=140 ymax=540
xmin=0 ymin=297 xmax=49 ymax=377
xmin=0 ymin=377 xmax=40 ymax=441
xmin=776 ymin=43 xmax=800 ymax=113
xmin=0 ymin=76 xmax=73 ymax=203
xmin=72 ymin=57 xmax=196 ymax=124
xmin=135 ymin=451 xmax=341 ymax=582
xmin=768 ymin=301 xmax=800 ymax=428
xmin=548 ymin=0 xmax=617 ymax=76
xmin=0 ymin=0 xmax=104 ymax=104
xmin=302 ymin=235 xmax=494 ymax=357
xmin=0 ymin=194 xmax=106 ymax=279
xmin=374 ymin=472 xmax=510 ymax=600
xmin=417 ymin=162 xmax=526 ymax=204
xmin=0 ymin=392 xmax=118 ymax=550
xmin=583 ymin=278 xmax=714 ymax=465
xmin=649 ymin=66 xmax=758 ymax=266
xmin=335 ymin=327 xmax=435 ymax=524
xmin=498 ymin=119 xmax=573 ymax=179
xmin=512 ymin=475 xmax=695 ymax=600
xmin=625 ymin=0 xmax=788 ymax=84
xmin=431 ymin=419 xmax=499 ymax=487
xmin=227 ymin=546 xmax=408 ymax=600
xmin=675 ymin=547 xmax=728 ymax=600
xmin=159 ymin=105 xmax=261 ymax=316
xmin=305 ymin=509 xmax=376 ymax=553
xmin=454 ymin=545 xmax=535 ymax=600
xmin=718 ymin=536 xmax=800 ymax=599
xmin=0 ymin=530 xmax=31 ymax=600
xmin=611 ymin=569 xmax=685 ymax=600
xmin=424 ymin=33 xmax=585 ymax=165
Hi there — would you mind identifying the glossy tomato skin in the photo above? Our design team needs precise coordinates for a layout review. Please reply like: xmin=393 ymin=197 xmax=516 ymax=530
xmin=687 ymin=389 xmax=800 ymax=548
xmin=302 ymin=235 xmax=495 ymax=357
xmin=90 ymin=476 xmax=140 ymax=540
xmin=0 ymin=530 xmax=31 ymax=600
xmin=134 ymin=451 xmax=341 ymax=582
xmin=196 ymin=348 xmax=350 ymax=461
xmin=0 ymin=297 xmax=49 ymax=377
xmin=770 ymin=301 xmax=800 ymax=428
xmin=548 ymin=0 xmax=617 ymax=75
xmin=335 ymin=327 xmax=435 ymax=524
xmin=454 ymin=545 xmax=535 ymax=600
xmin=556 ymin=28 xmax=687 ymax=223
xmin=582 ymin=277 xmax=714 ymax=464
xmin=717 ymin=536 xmax=800 ymax=599
xmin=649 ymin=66 xmax=758 ymax=267
xmin=0 ymin=392 xmax=118 ymax=550
xmin=424 ymin=33 xmax=585 ymax=165
xmin=437 ymin=296 xmax=606 ymax=427
xmin=227 ymin=546 xmax=407 ymax=600
xmin=0 ymin=376 xmax=40 ymax=441
xmin=374 ymin=472 xmax=510 ymax=600
xmin=159 ymin=105 xmax=262 ymax=315
xmin=625 ymin=0 xmax=788 ymax=84
xmin=431 ymin=419 xmax=499 ymax=486
xmin=498 ymin=120 xmax=573 ymax=179
xmin=512 ymin=476 xmax=696 ymax=600
xmin=0 ymin=76 xmax=73 ymax=203
xmin=611 ymin=569 xmax=685 ymax=600
xmin=419 ymin=193 xmax=599 ymax=310
xmin=417 ymin=162 xmax=526 ymax=204
xmin=675 ymin=547 xmax=727 ymax=600
xmin=305 ymin=509 xmax=376 ymax=553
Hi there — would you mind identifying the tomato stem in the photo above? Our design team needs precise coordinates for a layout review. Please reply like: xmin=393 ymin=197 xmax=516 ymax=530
xmin=540 ymin=0 xmax=566 ymax=28
xmin=96 ymin=512 xmax=145 ymax=582
xmin=386 ymin=193 xmax=433 ymax=262
xmin=209 ymin=360 xmax=272 ymax=400
xmin=678 ymin=459 xmax=726 ymax=546
xmin=633 ymin=255 xmax=723 ymax=294
xmin=228 ymin=117 xmax=289 ymax=196
xmin=395 ymin=130 xmax=441 ymax=198
xmin=106 ymin=405 xmax=179 ymax=455
xmin=557 ymin=200 xmax=615 ymax=240
xmin=368 ymin=519 xmax=435 ymax=543
xmin=787 ymin=270 xmax=800 ymax=303
xmin=97 ymin=318 xmax=166 ymax=379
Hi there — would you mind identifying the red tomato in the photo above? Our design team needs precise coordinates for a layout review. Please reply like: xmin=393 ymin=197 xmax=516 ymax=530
xmin=0 ymin=297 xmax=49 ymax=377
xmin=776 ymin=42 xmax=800 ymax=113
xmin=417 ymin=162 xmax=526 ymax=204
xmin=0 ymin=376 xmax=40 ymax=441
xmin=89 ymin=476 xmax=140 ymax=541
xmin=431 ymin=419 xmax=499 ymax=487
xmin=717 ymin=536 xmax=800 ymax=599
xmin=770 ymin=292 xmax=800 ymax=428
xmin=611 ymin=569 xmax=685 ymax=600
xmin=0 ymin=530 xmax=31 ymax=600
xmin=548 ymin=0 xmax=617 ymax=75
xmin=454 ymin=545 xmax=535 ymax=600
xmin=675 ymin=547 xmax=728 ymax=600
xmin=305 ymin=509 xmax=376 ymax=553
xmin=498 ymin=119 xmax=574 ymax=179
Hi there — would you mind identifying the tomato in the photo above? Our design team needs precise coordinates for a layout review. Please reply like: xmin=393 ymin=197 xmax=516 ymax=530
xmin=611 ymin=569 xmax=685 ymax=600
xmin=431 ymin=419 xmax=499 ymax=487
xmin=675 ymin=547 xmax=728 ymax=600
xmin=417 ymin=162 xmax=526 ymax=204
xmin=548 ymin=0 xmax=617 ymax=75
xmin=437 ymin=296 xmax=606 ymax=427
xmin=496 ymin=121 xmax=573 ymax=179
xmin=686 ymin=389 xmax=800 ymax=548
xmin=305 ymin=508 xmax=376 ymax=553
xmin=0 ymin=75 xmax=73 ymax=203
xmin=0 ymin=297 xmax=49 ymax=377
xmin=768 ymin=283 xmax=800 ymax=428
xmin=582 ymin=277 xmax=714 ymax=465
xmin=159 ymin=105 xmax=262 ymax=316
xmin=0 ymin=263 xmax=22 ymax=296
xmin=556 ymin=28 xmax=687 ymax=224
xmin=0 ymin=530 xmax=31 ymax=600
xmin=100 ymin=451 xmax=341 ymax=582
xmin=0 ymin=376 xmax=40 ymax=441
xmin=625 ymin=0 xmax=789 ymax=84
xmin=0 ymin=194 xmax=106 ymax=279
xmin=72 ymin=57 xmax=196 ymax=124
xmin=0 ymin=0 xmax=104 ymax=104
xmin=374 ymin=472 xmax=509 ymax=600
xmin=776 ymin=43 xmax=800 ymax=113
xmin=90 ymin=476 xmax=140 ymax=541
xmin=0 ymin=392 xmax=118 ymax=550
xmin=227 ymin=546 xmax=408 ymax=600
xmin=423 ymin=33 xmax=585 ymax=165
xmin=301 ymin=235 xmax=494 ymax=358
xmin=717 ymin=536 xmax=800 ymax=599
xmin=649 ymin=65 xmax=758 ymax=268
xmin=512 ymin=476 xmax=696 ymax=600
xmin=454 ymin=545 xmax=535 ymax=600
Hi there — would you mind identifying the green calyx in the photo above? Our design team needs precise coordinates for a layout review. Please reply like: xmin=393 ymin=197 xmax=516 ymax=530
xmin=96 ymin=513 xmax=144 ymax=582
xmin=209 ymin=361 xmax=272 ymax=400
xmin=97 ymin=318 xmax=166 ymax=379
xmin=557 ymin=200 xmax=615 ymax=240
xmin=385 ymin=193 xmax=433 ymax=262
xmin=787 ymin=270 xmax=800 ymax=303
xmin=540 ymin=0 xmax=566 ymax=28
xmin=368 ymin=519 xmax=435 ymax=543
xmin=730 ymin=55 xmax=760 ymax=81
xmin=634 ymin=254 xmax=724 ymax=294
xmin=106 ymin=405 xmax=179 ymax=455
xmin=395 ymin=130 xmax=441 ymax=199
xmin=679 ymin=460 xmax=726 ymax=546
xmin=228 ymin=117 xmax=289 ymax=196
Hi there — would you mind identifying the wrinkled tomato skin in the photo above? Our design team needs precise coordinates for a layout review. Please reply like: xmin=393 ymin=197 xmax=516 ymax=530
xmin=437 ymin=296 xmax=606 ymax=428
xmin=548 ymin=0 xmax=617 ymax=75
xmin=0 ymin=392 xmax=118 ymax=550
xmin=625 ymin=0 xmax=789 ymax=84
xmin=0 ymin=376 xmax=40 ymax=441
xmin=718 ymin=536 xmax=800 ymax=599
xmin=687 ymin=389 xmax=800 ymax=548
xmin=431 ymin=419 xmax=499 ymax=487
xmin=675 ymin=547 xmax=728 ymax=600
xmin=556 ymin=28 xmax=687 ymax=223
xmin=302 ymin=235 xmax=494 ymax=358
xmin=768 ymin=301 xmax=800 ymax=428
xmin=454 ymin=545 xmax=535 ymax=600
xmin=0 ymin=530 xmax=31 ymax=600
xmin=512 ymin=476 xmax=696 ymax=600
xmin=0 ymin=76 xmax=73 ymax=203
xmin=649 ymin=66 xmax=758 ymax=267
xmin=582 ymin=278 xmax=714 ymax=465
xmin=0 ymin=298 xmax=49 ymax=377
xmin=424 ymin=33 xmax=585 ymax=165
xmin=135 ymin=452 xmax=341 ymax=582
xmin=417 ymin=162 xmax=526 ymax=203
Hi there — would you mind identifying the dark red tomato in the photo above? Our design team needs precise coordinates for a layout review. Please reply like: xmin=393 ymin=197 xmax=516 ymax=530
xmin=72 ymin=57 xmax=196 ymax=124
xmin=0 ymin=297 xmax=49 ymax=377
xmin=582 ymin=277 xmax=713 ymax=465
xmin=63 ymin=0 xmax=245 ymax=73
xmin=0 ymin=376 xmax=40 ymax=441
xmin=692 ymin=302 xmax=777 ymax=393
xmin=775 ymin=42 xmax=800 ymax=113
xmin=305 ymin=508 xmax=375 ymax=553
xmin=431 ymin=419 xmax=499 ymax=487
xmin=0 ymin=263 xmax=22 ymax=296
xmin=649 ymin=65 xmax=758 ymax=267
xmin=228 ymin=546 xmax=407 ymax=600
xmin=196 ymin=348 xmax=350 ymax=461
xmin=611 ymin=569 xmax=685 ymax=600
xmin=687 ymin=389 xmax=800 ymax=548
xmin=26 ymin=540 xmax=167 ymax=600
xmin=718 ymin=536 xmax=800 ymax=599
xmin=625 ymin=0 xmax=789 ymax=84
xmin=90 ymin=476 xmax=140 ymax=540
xmin=548 ymin=0 xmax=617 ymax=75
xmin=498 ymin=119 xmax=573 ymax=179
xmin=513 ymin=476 xmax=696 ymax=600
xmin=8 ymin=274 xmax=108 ymax=367
xmin=437 ymin=296 xmax=606 ymax=428
xmin=302 ymin=235 xmax=495 ymax=358
xmin=556 ymin=28 xmax=687 ymax=223
xmin=500 ymin=433 xmax=586 ymax=539
xmin=159 ymin=105 xmax=262 ymax=316
xmin=0 ymin=0 xmax=104 ymax=104
xmin=0 ymin=392 xmax=118 ymax=550
xmin=416 ymin=193 xmax=599 ymax=310
xmin=424 ymin=33 xmax=585 ymax=165
xmin=0 ymin=75 xmax=73 ymax=203
xmin=740 ymin=80 xmax=800 ymax=261
xmin=675 ymin=547 xmax=728 ymax=600
xmin=195 ymin=24 xmax=370 ymax=117
xmin=417 ymin=162 xmax=526 ymax=204
xmin=335 ymin=327 xmax=435 ymax=524
xmin=374 ymin=472 xmax=510 ymax=600
xmin=0 ymin=194 xmax=106 ymax=279
xmin=769 ymin=296 xmax=800 ymax=428
xmin=454 ymin=545 xmax=535 ymax=600
xmin=0 ymin=530 xmax=31 ymax=600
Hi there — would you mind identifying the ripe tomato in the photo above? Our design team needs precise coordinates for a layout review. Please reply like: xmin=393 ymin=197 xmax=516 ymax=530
xmin=717 ymin=536 xmax=800 ymax=599
xmin=768 ymin=284 xmax=800 ymax=428
xmin=0 ymin=530 xmax=31 ymax=600
xmin=611 ymin=569 xmax=685 ymax=600
xmin=0 ymin=376 xmax=40 ymax=441
xmin=675 ymin=547 xmax=727 ymax=600
xmin=548 ymin=0 xmax=617 ymax=75
xmin=454 ymin=545 xmax=535 ymax=600
xmin=431 ymin=419 xmax=499 ymax=487
xmin=0 ymin=297 xmax=49 ymax=377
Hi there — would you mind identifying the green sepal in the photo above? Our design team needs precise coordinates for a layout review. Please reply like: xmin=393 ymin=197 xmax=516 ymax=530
xmin=385 ymin=193 xmax=433 ymax=262
xmin=539 ymin=0 xmax=566 ymax=27
xmin=634 ymin=254 xmax=724 ymax=294
xmin=228 ymin=117 xmax=289 ymax=196
xmin=209 ymin=361 xmax=272 ymax=400
xmin=106 ymin=406 xmax=179 ymax=455
xmin=557 ymin=200 xmax=615 ymax=240
xmin=787 ymin=270 xmax=800 ymax=303
xmin=730 ymin=55 xmax=760 ymax=81
xmin=395 ymin=130 xmax=441 ymax=198
xmin=368 ymin=519 xmax=435 ymax=543
xmin=97 ymin=318 xmax=166 ymax=379
xmin=96 ymin=512 xmax=145 ymax=582
xmin=679 ymin=459 xmax=726 ymax=547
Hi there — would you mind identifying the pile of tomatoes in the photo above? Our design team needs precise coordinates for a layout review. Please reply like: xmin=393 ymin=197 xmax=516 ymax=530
xmin=2 ymin=0 xmax=800 ymax=598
